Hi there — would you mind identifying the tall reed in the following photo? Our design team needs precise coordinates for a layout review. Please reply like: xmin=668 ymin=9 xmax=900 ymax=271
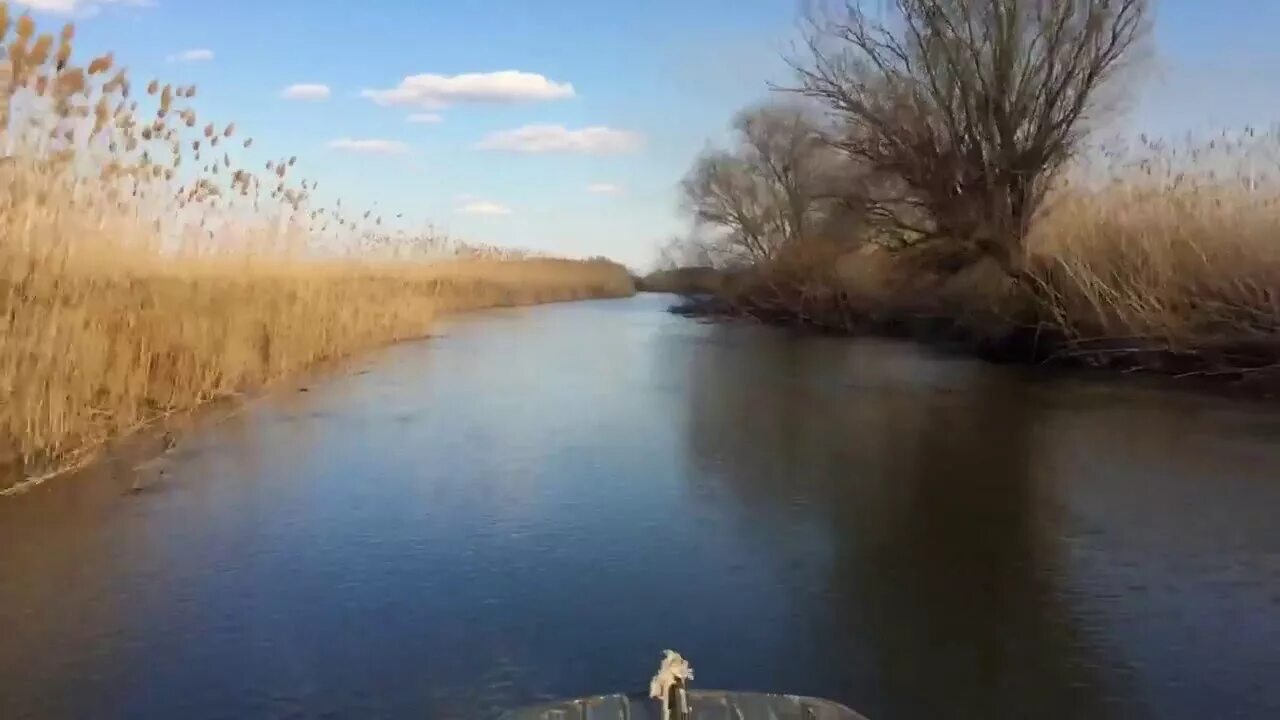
xmin=0 ymin=5 xmax=633 ymax=487
xmin=1029 ymin=129 xmax=1280 ymax=369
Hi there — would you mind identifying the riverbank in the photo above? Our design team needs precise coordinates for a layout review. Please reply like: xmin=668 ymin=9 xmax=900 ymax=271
xmin=665 ymin=289 xmax=1280 ymax=398
xmin=664 ymin=290 xmax=1280 ymax=393
xmin=654 ymin=210 xmax=1279 ymax=394
xmin=0 ymin=13 xmax=634 ymax=491
xmin=651 ymin=130 xmax=1280 ymax=394
xmin=1 ymin=257 xmax=634 ymax=493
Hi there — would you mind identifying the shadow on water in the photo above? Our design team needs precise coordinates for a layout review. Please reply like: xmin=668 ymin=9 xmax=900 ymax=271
xmin=671 ymin=326 xmax=1120 ymax=718
xmin=669 ymin=319 xmax=1280 ymax=719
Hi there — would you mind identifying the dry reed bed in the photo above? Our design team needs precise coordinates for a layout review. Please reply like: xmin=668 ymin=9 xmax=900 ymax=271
xmin=0 ymin=257 xmax=633 ymax=486
xmin=1028 ymin=131 xmax=1280 ymax=371
xmin=0 ymin=6 xmax=633 ymax=489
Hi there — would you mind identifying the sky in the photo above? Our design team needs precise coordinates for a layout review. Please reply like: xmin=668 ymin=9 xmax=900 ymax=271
xmin=13 ymin=0 xmax=1280 ymax=270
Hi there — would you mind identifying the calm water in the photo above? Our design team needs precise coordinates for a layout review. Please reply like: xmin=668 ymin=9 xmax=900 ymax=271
xmin=2 ymin=294 xmax=1279 ymax=719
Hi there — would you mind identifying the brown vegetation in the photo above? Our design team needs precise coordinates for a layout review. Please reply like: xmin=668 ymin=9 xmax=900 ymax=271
xmin=1029 ymin=132 xmax=1280 ymax=373
xmin=0 ymin=5 xmax=633 ymax=489
xmin=662 ymin=0 xmax=1280 ymax=386
xmin=636 ymin=266 xmax=724 ymax=295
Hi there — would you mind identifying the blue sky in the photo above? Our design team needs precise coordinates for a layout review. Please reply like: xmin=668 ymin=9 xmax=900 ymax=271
xmin=15 ymin=0 xmax=1280 ymax=269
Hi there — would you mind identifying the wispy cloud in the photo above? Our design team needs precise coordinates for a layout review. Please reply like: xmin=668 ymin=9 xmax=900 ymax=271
xmin=406 ymin=113 xmax=444 ymax=124
xmin=167 ymin=48 xmax=214 ymax=63
xmin=456 ymin=200 xmax=512 ymax=216
xmin=281 ymin=83 xmax=331 ymax=101
xmin=328 ymin=138 xmax=411 ymax=155
xmin=362 ymin=71 xmax=574 ymax=109
xmin=477 ymin=125 xmax=643 ymax=155
xmin=15 ymin=0 xmax=151 ymax=15
xmin=586 ymin=183 xmax=624 ymax=195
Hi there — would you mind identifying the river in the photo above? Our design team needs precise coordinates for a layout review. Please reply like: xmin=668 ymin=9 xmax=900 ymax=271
xmin=1 ymin=294 xmax=1278 ymax=719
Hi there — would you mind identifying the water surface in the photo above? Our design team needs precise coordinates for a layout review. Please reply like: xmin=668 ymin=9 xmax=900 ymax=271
xmin=2 ymin=294 xmax=1278 ymax=719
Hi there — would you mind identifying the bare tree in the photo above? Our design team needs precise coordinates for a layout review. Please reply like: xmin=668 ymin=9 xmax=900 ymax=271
xmin=680 ymin=103 xmax=851 ymax=266
xmin=793 ymin=0 xmax=1149 ymax=275
xmin=656 ymin=234 xmax=713 ymax=270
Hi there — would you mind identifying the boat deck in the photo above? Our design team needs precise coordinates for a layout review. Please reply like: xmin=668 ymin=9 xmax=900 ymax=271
xmin=499 ymin=690 xmax=868 ymax=719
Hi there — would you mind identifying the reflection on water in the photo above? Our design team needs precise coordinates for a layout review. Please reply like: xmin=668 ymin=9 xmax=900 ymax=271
xmin=675 ymin=331 xmax=1108 ymax=718
xmin=1 ymin=294 xmax=1278 ymax=719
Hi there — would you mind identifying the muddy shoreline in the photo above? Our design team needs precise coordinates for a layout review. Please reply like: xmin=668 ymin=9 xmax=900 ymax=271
xmin=666 ymin=293 xmax=1280 ymax=401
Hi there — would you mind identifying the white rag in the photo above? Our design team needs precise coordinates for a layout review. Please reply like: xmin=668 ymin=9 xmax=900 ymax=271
xmin=649 ymin=650 xmax=694 ymax=720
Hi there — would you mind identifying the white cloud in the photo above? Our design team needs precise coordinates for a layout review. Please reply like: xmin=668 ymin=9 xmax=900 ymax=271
xmin=457 ymin=200 xmax=512 ymax=216
xmin=477 ymin=125 xmax=643 ymax=155
xmin=327 ymin=138 xmax=411 ymax=155
xmin=406 ymin=113 xmax=444 ymax=124
xmin=281 ymin=83 xmax=331 ymax=101
xmin=14 ymin=0 xmax=81 ymax=10
xmin=362 ymin=71 xmax=574 ymax=109
xmin=167 ymin=48 xmax=214 ymax=63
xmin=587 ymin=182 xmax=624 ymax=195
xmin=15 ymin=0 xmax=150 ymax=15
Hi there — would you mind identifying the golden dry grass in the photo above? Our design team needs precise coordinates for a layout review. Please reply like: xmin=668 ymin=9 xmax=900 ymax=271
xmin=1029 ymin=130 xmax=1280 ymax=365
xmin=0 ymin=5 xmax=633 ymax=486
